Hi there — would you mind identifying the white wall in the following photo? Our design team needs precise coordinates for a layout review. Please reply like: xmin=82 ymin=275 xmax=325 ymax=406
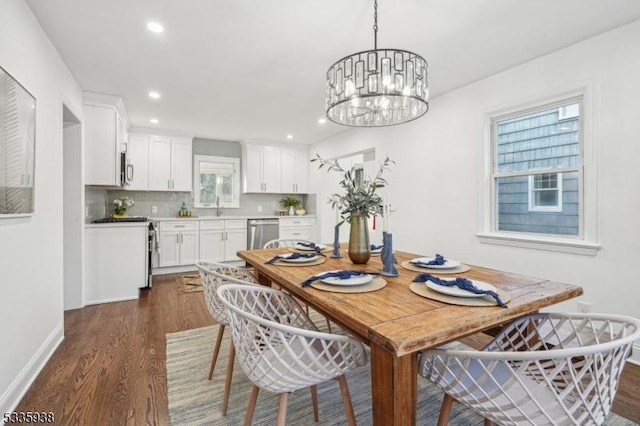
xmin=311 ymin=20 xmax=640 ymax=324
xmin=0 ymin=0 xmax=83 ymax=413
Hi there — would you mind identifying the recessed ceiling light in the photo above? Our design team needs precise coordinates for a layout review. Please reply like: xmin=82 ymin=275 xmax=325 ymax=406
xmin=150 ymin=118 xmax=159 ymax=124
xmin=318 ymin=118 xmax=326 ymax=124
xmin=147 ymin=22 xmax=164 ymax=33
xmin=149 ymin=91 xmax=161 ymax=99
xmin=286 ymin=134 xmax=293 ymax=140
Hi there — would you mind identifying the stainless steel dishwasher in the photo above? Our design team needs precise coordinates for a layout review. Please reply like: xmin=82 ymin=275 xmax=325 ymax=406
xmin=247 ymin=218 xmax=279 ymax=250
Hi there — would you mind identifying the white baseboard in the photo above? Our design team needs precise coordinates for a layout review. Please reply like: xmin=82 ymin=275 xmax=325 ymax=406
xmin=83 ymin=294 xmax=139 ymax=306
xmin=153 ymin=265 xmax=198 ymax=275
xmin=0 ymin=322 xmax=64 ymax=418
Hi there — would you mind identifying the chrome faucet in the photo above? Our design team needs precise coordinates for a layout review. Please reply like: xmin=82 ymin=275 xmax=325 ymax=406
xmin=216 ymin=196 xmax=223 ymax=217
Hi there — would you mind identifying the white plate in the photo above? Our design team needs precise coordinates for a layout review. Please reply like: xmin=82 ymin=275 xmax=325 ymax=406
xmin=321 ymin=271 xmax=373 ymax=286
xmin=295 ymin=243 xmax=327 ymax=251
xmin=410 ymin=257 xmax=460 ymax=269
xmin=279 ymin=253 xmax=318 ymax=263
xmin=426 ymin=279 xmax=496 ymax=298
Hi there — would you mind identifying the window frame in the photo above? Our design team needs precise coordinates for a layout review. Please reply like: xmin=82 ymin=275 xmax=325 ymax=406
xmin=477 ymin=82 xmax=600 ymax=256
xmin=528 ymin=172 xmax=563 ymax=213
xmin=193 ymin=155 xmax=240 ymax=208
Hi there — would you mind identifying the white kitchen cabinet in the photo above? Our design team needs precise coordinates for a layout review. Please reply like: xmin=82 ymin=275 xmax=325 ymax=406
xmin=281 ymin=148 xmax=309 ymax=193
xmin=159 ymin=221 xmax=199 ymax=267
xmin=279 ymin=216 xmax=316 ymax=241
xmin=84 ymin=103 xmax=126 ymax=186
xmin=199 ymin=219 xmax=247 ymax=262
xmin=127 ymin=134 xmax=149 ymax=190
xmin=148 ymin=136 xmax=192 ymax=191
xmin=84 ymin=223 xmax=147 ymax=304
xmin=243 ymin=143 xmax=308 ymax=194
xmin=242 ymin=143 xmax=281 ymax=193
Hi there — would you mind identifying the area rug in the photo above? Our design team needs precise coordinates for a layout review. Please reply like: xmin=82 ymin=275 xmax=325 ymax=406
xmin=179 ymin=273 xmax=202 ymax=293
xmin=166 ymin=326 xmax=638 ymax=425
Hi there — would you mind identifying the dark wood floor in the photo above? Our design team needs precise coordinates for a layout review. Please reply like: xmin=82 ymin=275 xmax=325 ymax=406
xmin=14 ymin=274 xmax=640 ymax=425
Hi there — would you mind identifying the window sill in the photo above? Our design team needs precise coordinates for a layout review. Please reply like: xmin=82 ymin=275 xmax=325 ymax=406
xmin=476 ymin=232 xmax=600 ymax=256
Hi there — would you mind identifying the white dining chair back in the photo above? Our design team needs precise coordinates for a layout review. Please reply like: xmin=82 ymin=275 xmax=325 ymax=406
xmin=194 ymin=260 xmax=258 ymax=415
xmin=419 ymin=312 xmax=640 ymax=426
xmin=217 ymin=284 xmax=367 ymax=426
xmin=263 ymin=238 xmax=313 ymax=249
xmin=195 ymin=260 xmax=257 ymax=324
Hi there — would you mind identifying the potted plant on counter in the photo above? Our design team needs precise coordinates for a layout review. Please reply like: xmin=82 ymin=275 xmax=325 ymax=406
xmin=279 ymin=196 xmax=301 ymax=216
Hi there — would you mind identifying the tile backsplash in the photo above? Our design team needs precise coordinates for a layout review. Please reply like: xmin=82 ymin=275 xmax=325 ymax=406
xmin=85 ymin=187 xmax=315 ymax=222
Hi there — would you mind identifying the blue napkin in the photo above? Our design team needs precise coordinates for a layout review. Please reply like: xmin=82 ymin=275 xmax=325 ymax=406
xmin=412 ymin=273 xmax=507 ymax=308
xmin=297 ymin=241 xmax=323 ymax=253
xmin=371 ymin=244 xmax=384 ymax=251
xmin=266 ymin=252 xmax=317 ymax=264
xmin=411 ymin=253 xmax=446 ymax=267
xmin=301 ymin=270 xmax=369 ymax=287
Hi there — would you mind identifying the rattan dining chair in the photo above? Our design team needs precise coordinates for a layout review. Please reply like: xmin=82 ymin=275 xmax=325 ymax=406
xmin=194 ymin=260 xmax=258 ymax=415
xmin=217 ymin=284 xmax=368 ymax=426
xmin=419 ymin=312 xmax=640 ymax=426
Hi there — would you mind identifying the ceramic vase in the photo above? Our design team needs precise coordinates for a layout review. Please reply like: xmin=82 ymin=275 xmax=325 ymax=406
xmin=348 ymin=215 xmax=370 ymax=264
xmin=288 ymin=206 xmax=295 ymax=215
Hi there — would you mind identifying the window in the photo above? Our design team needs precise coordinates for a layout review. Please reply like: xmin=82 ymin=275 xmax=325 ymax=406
xmin=193 ymin=155 xmax=240 ymax=208
xmin=479 ymin=85 xmax=599 ymax=255
xmin=528 ymin=173 xmax=562 ymax=212
xmin=492 ymin=99 xmax=581 ymax=236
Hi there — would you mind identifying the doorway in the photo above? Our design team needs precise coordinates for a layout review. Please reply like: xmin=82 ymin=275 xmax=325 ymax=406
xmin=62 ymin=103 xmax=83 ymax=310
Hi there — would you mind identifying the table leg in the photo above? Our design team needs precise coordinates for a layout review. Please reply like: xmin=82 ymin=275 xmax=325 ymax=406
xmin=255 ymin=271 xmax=271 ymax=287
xmin=371 ymin=344 xmax=417 ymax=425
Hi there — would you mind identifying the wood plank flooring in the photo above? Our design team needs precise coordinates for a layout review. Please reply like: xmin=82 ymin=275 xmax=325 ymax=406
xmin=13 ymin=274 xmax=640 ymax=425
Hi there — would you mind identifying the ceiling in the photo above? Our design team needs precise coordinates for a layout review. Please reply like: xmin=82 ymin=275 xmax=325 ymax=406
xmin=26 ymin=0 xmax=640 ymax=145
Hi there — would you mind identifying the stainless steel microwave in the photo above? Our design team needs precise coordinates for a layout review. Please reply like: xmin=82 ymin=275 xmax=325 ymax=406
xmin=120 ymin=152 xmax=134 ymax=187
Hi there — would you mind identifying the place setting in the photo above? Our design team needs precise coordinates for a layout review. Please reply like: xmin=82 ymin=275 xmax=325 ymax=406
xmin=264 ymin=251 xmax=326 ymax=266
xmin=288 ymin=242 xmax=332 ymax=253
xmin=400 ymin=253 xmax=471 ymax=274
xmin=409 ymin=272 xmax=511 ymax=307
xmin=300 ymin=269 xmax=387 ymax=293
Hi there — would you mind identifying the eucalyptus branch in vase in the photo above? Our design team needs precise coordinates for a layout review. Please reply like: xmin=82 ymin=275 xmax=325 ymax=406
xmin=312 ymin=153 xmax=394 ymax=264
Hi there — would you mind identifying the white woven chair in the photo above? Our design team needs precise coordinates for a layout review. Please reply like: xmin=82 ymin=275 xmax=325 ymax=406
xmin=194 ymin=260 xmax=258 ymax=415
xmin=217 ymin=284 xmax=368 ymax=426
xmin=263 ymin=238 xmax=313 ymax=249
xmin=262 ymin=238 xmax=335 ymax=332
xmin=419 ymin=312 xmax=640 ymax=426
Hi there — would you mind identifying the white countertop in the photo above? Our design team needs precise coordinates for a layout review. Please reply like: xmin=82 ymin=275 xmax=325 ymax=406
xmin=152 ymin=214 xmax=316 ymax=222
xmin=85 ymin=221 xmax=150 ymax=228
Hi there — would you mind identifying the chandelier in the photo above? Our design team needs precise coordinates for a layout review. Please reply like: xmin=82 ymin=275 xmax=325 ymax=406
xmin=325 ymin=0 xmax=429 ymax=127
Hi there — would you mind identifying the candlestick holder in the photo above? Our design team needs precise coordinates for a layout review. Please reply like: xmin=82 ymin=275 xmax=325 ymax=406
xmin=331 ymin=223 xmax=343 ymax=258
xmin=381 ymin=231 xmax=399 ymax=276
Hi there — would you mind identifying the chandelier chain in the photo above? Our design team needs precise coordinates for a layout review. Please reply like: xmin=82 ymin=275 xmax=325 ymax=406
xmin=373 ymin=0 xmax=378 ymax=51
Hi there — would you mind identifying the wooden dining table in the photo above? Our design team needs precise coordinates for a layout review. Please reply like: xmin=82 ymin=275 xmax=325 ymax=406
xmin=237 ymin=245 xmax=583 ymax=426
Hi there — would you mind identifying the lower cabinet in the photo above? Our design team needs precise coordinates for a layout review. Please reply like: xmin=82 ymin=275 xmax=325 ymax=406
xmin=159 ymin=221 xmax=200 ymax=267
xmin=279 ymin=217 xmax=316 ymax=241
xmin=84 ymin=224 xmax=148 ymax=304
xmin=199 ymin=219 xmax=247 ymax=262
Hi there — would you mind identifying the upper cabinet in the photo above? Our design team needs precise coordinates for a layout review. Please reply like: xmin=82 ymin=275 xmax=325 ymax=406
xmin=242 ymin=142 xmax=308 ymax=194
xmin=127 ymin=134 xmax=149 ymax=190
xmin=281 ymin=148 xmax=309 ymax=193
xmin=133 ymin=134 xmax=192 ymax=192
xmin=84 ymin=93 xmax=129 ymax=187
xmin=244 ymin=144 xmax=281 ymax=193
